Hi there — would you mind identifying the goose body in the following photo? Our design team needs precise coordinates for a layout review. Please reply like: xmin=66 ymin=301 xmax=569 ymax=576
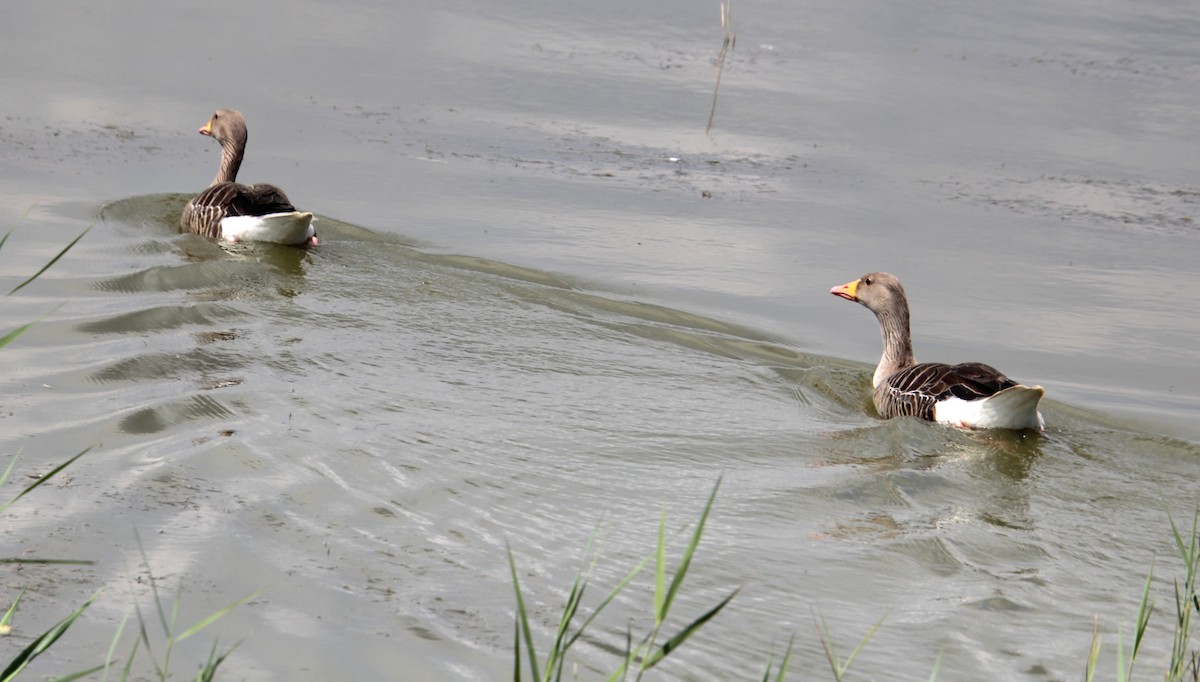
xmin=830 ymin=272 xmax=1044 ymax=430
xmin=181 ymin=109 xmax=317 ymax=246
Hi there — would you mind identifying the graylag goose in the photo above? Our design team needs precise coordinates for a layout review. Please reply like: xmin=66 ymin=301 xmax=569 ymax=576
xmin=181 ymin=109 xmax=317 ymax=246
xmin=830 ymin=272 xmax=1044 ymax=430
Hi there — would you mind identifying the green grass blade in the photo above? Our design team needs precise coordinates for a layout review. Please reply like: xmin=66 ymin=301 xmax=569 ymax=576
xmin=174 ymin=590 xmax=261 ymax=643
xmin=118 ymin=632 xmax=140 ymax=682
xmin=0 ymin=446 xmax=92 ymax=514
xmin=195 ymin=639 xmax=220 ymax=682
xmin=775 ymin=634 xmax=795 ymax=682
xmin=548 ymin=521 xmax=614 ymax=674
xmin=838 ymin=612 xmax=886 ymax=674
xmin=817 ymin=619 xmax=837 ymax=681
xmin=605 ymin=627 xmax=634 ymax=682
xmin=660 ymin=478 xmax=721 ymax=620
xmin=1166 ymin=506 xmax=1199 ymax=681
xmin=0 ymin=321 xmax=36 ymax=352
xmin=512 ymin=618 xmax=522 ymax=682
xmin=133 ymin=529 xmax=175 ymax=647
xmin=759 ymin=647 xmax=775 ymax=682
xmin=641 ymin=587 xmax=739 ymax=670
xmin=544 ymin=572 xmax=585 ymax=679
xmin=815 ymin=613 xmax=844 ymax=682
xmin=926 ymin=649 xmax=943 ymax=682
xmin=193 ymin=638 xmax=238 ymax=682
xmin=1084 ymin=616 xmax=1101 ymax=682
xmin=101 ymin=608 xmax=132 ymax=682
xmin=1167 ymin=506 xmax=1199 ymax=574
xmin=544 ymin=525 xmax=609 ymax=680
xmin=159 ymin=586 xmax=185 ymax=676
xmin=7 ymin=225 xmax=91 ymax=296
xmin=1129 ymin=559 xmax=1155 ymax=673
xmin=132 ymin=599 xmax=165 ymax=680
xmin=564 ymin=549 xmax=651 ymax=651
xmin=0 ymin=589 xmax=100 ymax=682
xmin=1 ymin=590 xmax=23 ymax=637
xmin=0 ymin=454 xmax=18 ymax=489
xmin=653 ymin=505 xmax=666 ymax=624
xmin=47 ymin=664 xmax=108 ymax=682
xmin=507 ymin=544 xmax=541 ymax=682
xmin=815 ymin=609 xmax=886 ymax=680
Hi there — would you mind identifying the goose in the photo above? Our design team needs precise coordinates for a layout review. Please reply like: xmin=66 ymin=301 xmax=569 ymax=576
xmin=830 ymin=272 xmax=1044 ymax=430
xmin=181 ymin=109 xmax=317 ymax=246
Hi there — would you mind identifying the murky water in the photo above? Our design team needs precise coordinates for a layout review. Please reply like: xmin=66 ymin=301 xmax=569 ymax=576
xmin=3 ymin=0 xmax=1200 ymax=680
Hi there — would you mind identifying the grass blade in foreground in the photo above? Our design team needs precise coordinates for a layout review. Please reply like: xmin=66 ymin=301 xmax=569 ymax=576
xmin=0 ymin=320 xmax=37 ymax=351
xmin=0 ymin=448 xmax=93 ymax=515
xmin=1084 ymin=504 xmax=1200 ymax=682
xmin=6 ymin=225 xmax=91 ymax=296
xmin=1166 ymin=505 xmax=1200 ymax=682
xmin=510 ymin=479 xmax=734 ymax=681
xmin=0 ymin=590 xmax=101 ymax=682
xmin=508 ymin=544 xmax=542 ymax=682
xmin=127 ymin=532 xmax=256 ymax=680
xmin=815 ymin=610 xmax=887 ymax=682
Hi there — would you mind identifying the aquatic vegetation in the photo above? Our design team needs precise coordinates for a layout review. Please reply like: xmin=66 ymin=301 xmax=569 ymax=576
xmin=109 ymin=534 xmax=259 ymax=682
xmin=1086 ymin=506 xmax=1200 ymax=682
xmin=508 ymin=479 xmax=739 ymax=681
xmin=0 ymin=222 xmax=90 ymax=350
xmin=1 ymin=226 xmax=252 ymax=680
xmin=509 ymin=477 xmax=1200 ymax=681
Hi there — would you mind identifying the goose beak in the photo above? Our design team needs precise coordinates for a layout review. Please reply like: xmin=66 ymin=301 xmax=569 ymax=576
xmin=199 ymin=120 xmax=213 ymax=136
xmin=830 ymin=279 xmax=860 ymax=301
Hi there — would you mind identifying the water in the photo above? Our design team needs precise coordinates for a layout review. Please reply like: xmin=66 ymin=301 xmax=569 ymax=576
xmin=2 ymin=0 xmax=1200 ymax=680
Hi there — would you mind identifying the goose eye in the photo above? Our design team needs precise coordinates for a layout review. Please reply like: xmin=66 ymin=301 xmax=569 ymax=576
xmin=863 ymin=276 xmax=873 ymax=286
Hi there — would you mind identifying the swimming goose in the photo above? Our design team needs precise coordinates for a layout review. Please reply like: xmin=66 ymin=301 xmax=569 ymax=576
xmin=830 ymin=272 xmax=1044 ymax=430
xmin=181 ymin=109 xmax=317 ymax=246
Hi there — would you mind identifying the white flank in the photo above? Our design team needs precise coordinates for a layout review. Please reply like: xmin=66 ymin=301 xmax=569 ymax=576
xmin=221 ymin=211 xmax=315 ymax=245
xmin=933 ymin=384 xmax=1046 ymax=431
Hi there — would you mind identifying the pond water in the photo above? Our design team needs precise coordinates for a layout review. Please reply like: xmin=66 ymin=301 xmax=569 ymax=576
xmin=2 ymin=0 xmax=1199 ymax=680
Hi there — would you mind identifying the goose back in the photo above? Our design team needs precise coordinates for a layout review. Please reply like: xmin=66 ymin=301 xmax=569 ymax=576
xmin=873 ymin=361 xmax=1018 ymax=420
xmin=182 ymin=181 xmax=297 ymax=239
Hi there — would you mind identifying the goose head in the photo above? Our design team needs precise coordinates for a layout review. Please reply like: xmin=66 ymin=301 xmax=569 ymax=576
xmin=199 ymin=109 xmax=247 ymax=147
xmin=829 ymin=271 xmax=907 ymax=316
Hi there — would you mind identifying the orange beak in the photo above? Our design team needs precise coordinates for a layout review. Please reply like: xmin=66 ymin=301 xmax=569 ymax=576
xmin=198 ymin=119 xmax=213 ymax=136
xmin=829 ymin=279 xmax=860 ymax=301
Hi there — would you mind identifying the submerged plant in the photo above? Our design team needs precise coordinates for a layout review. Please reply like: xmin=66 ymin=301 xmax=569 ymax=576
xmin=509 ymin=478 xmax=738 ymax=681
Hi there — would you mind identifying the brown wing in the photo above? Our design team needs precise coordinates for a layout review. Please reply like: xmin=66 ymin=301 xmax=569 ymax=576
xmin=181 ymin=182 xmax=296 ymax=238
xmin=229 ymin=183 xmax=296 ymax=216
xmin=874 ymin=362 xmax=1019 ymax=420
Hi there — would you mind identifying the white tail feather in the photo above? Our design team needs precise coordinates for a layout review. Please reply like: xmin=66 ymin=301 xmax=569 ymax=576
xmin=221 ymin=211 xmax=315 ymax=245
xmin=934 ymin=385 xmax=1045 ymax=431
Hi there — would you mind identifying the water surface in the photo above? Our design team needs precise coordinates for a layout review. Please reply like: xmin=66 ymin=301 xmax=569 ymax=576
xmin=2 ymin=0 xmax=1200 ymax=680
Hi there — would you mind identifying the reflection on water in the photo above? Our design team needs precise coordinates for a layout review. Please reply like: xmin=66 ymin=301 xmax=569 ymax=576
xmin=2 ymin=194 xmax=1196 ymax=680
